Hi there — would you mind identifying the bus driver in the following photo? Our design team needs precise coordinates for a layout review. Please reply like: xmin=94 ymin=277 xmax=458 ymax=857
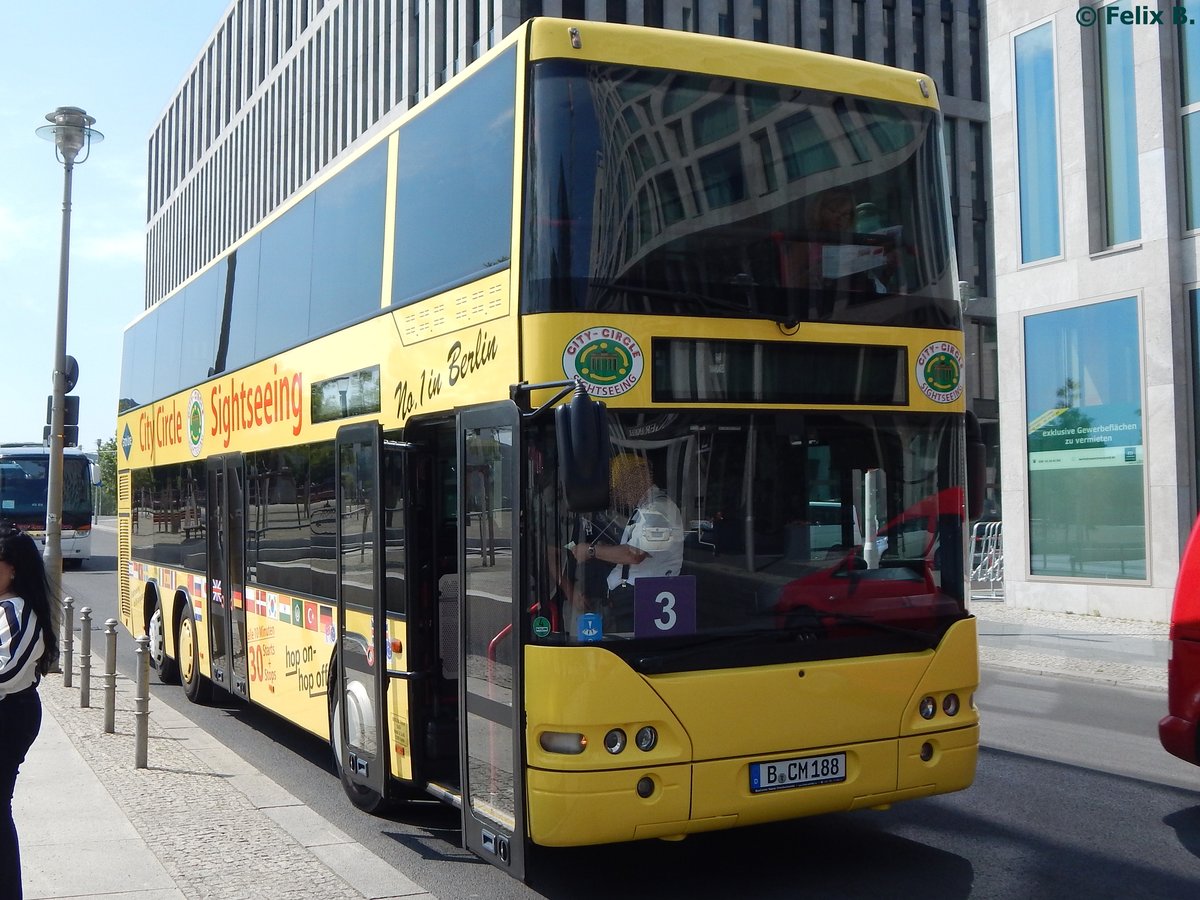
xmin=572 ymin=454 xmax=684 ymax=631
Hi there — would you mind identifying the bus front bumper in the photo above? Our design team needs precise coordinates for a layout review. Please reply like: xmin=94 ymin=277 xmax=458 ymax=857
xmin=526 ymin=724 xmax=978 ymax=847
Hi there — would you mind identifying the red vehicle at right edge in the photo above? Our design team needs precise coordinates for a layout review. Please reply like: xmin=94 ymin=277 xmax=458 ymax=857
xmin=1160 ymin=516 xmax=1200 ymax=765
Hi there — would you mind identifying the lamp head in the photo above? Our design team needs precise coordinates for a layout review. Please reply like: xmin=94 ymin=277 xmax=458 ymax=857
xmin=36 ymin=106 xmax=103 ymax=165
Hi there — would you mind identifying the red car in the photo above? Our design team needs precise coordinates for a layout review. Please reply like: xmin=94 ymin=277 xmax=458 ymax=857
xmin=1160 ymin=516 xmax=1200 ymax=765
xmin=774 ymin=488 xmax=963 ymax=633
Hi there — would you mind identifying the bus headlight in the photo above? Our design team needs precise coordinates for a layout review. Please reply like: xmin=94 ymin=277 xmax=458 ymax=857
xmin=942 ymin=693 xmax=960 ymax=716
xmin=919 ymin=696 xmax=937 ymax=719
xmin=635 ymin=726 xmax=658 ymax=752
xmin=603 ymin=729 xmax=627 ymax=754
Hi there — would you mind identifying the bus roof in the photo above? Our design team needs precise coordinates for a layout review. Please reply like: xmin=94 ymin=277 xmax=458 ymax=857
xmin=525 ymin=17 xmax=940 ymax=110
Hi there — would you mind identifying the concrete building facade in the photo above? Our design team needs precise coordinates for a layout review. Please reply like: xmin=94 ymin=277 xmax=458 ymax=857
xmin=987 ymin=0 xmax=1198 ymax=620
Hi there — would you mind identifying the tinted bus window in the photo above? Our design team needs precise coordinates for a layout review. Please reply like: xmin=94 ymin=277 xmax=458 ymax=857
xmin=151 ymin=294 xmax=185 ymax=400
xmin=310 ymin=144 xmax=388 ymax=335
xmin=392 ymin=46 xmax=516 ymax=304
xmin=257 ymin=194 xmax=315 ymax=359
xmin=224 ymin=237 xmax=261 ymax=374
xmin=119 ymin=314 xmax=158 ymax=412
xmin=180 ymin=263 xmax=223 ymax=386
xmin=131 ymin=462 xmax=208 ymax=571
xmin=522 ymin=61 xmax=958 ymax=329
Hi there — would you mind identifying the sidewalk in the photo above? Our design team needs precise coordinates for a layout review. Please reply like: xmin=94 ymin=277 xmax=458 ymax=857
xmin=972 ymin=599 xmax=1169 ymax=690
xmin=14 ymin=657 xmax=434 ymax=900
xmin=12 ymin=601 xmax=1170 ymax=899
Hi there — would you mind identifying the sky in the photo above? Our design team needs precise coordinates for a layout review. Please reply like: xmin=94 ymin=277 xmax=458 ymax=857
xmin=1 ymin=2 xmax=230 ymax=452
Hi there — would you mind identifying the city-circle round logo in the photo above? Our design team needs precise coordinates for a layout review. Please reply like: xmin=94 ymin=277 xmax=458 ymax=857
xmin=562 ymin=328 xmax=644 ymax=397
xmin=915 ymin=341 xmax=964 ymax=404
xmin=187 ymin=389 xmax=205 ymax=457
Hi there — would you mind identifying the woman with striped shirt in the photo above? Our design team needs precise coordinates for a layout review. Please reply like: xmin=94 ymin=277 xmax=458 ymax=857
xmin=0 ymin=524 xmax=59 ymax=900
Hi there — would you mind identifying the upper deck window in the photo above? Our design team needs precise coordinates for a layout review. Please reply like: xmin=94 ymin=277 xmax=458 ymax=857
xmin=521 ymin=60 xmax=958 ymax=330
xmin=391 ymin=47 xmax=516 ymax=305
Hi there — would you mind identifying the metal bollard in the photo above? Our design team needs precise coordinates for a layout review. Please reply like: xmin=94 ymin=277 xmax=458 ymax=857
xmin=103 ymin=619 xmax=118 ymax=734
xmin=79 ymin=607 xmax=92 ymax=707
xmin=134 ymin=634 xmax=150 ymax=768
xmin=61 ymin=596 xmax=75 ymax=688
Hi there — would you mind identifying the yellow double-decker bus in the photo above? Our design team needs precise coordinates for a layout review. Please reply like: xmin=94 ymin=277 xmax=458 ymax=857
xmin=116 ymin=18 xmax=982 ymax=880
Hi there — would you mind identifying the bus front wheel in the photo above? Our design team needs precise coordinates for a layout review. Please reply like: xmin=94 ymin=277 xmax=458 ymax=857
xmin=329 ymin=677 xmax=391 ymax=814
xmin=178 ymin=613 xmax=211 ymax=704
xmin=149 ymin=600 xmax=180 ymax=684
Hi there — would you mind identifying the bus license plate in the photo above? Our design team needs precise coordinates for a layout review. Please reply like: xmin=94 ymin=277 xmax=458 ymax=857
xmin=750 ymin=752 xmax=846 ymax=793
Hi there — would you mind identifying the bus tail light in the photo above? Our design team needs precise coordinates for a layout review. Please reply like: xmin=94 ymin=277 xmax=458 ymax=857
xmin=540 ymin=731 xmax=587 ymax=755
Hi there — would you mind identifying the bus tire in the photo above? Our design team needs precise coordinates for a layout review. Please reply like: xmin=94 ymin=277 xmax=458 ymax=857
xmin=178 ymin=613 xmax=211 ymax=704
xmin=328 ymin=672 xmax=391 ymax=815
xmin=149 ymin=599 xmax=180 ymax=684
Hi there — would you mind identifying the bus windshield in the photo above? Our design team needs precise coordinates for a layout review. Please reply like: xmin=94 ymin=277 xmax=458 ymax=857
xmin=0 ymin=451 xmax=93 ymax=530
xmin=526 ymin=411 xmax=967 ymax=669
xmin=522 ymin=59 xmax=958 ymax=328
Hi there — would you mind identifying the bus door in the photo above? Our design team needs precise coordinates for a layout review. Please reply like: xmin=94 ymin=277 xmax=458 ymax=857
xmin=458 ymin=403 xmax=525 ymax=879
xmin=334 ymin=424 xmax=387 ymax=800
xmin=206 ymin=455 xmax=249 ymax=699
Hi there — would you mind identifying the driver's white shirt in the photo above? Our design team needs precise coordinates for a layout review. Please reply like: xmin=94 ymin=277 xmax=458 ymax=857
xmin=607 ymin=488 xmax=684 ymax=590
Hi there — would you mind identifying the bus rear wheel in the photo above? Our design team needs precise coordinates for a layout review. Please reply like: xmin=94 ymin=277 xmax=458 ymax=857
xmin=149 ymin=600 xmax=180 ymax=684
xmin=329 ymin=677 xmax=391 ymax=814
xmin=178 ymin=613 xmax=211 ymax=704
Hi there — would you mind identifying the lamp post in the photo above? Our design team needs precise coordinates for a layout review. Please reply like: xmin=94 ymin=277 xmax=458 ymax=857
xmin=35 ymin=106 xmax=102 ymax=632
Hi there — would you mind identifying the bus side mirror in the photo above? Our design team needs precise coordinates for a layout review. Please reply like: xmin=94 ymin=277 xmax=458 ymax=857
xmin=556 ymin=387 xmax=610 ymax=512
xmin=91 ymin=461 xmax=102 ymax=487
xmin=965 ymin=411 xmax=986 ymax=521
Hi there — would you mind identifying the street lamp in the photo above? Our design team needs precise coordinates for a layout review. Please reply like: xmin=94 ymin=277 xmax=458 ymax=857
xmin=36 ymin=106 xmax=102 ymax=634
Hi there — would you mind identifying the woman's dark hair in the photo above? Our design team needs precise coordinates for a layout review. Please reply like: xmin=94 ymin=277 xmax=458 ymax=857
xmin=0 ymin=521 xmax=60 ymax=675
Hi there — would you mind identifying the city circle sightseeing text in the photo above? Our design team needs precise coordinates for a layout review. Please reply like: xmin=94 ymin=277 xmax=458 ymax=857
xmin=136 ymin=365 xmax=305 ymax=458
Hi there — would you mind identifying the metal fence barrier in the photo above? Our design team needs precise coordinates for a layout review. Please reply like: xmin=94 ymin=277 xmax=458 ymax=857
xmin=970 ymin=520 xmax=1004 ymax=600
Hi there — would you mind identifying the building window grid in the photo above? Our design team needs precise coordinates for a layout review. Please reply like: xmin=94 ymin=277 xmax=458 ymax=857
xmin=970 ymin=120 xmax=990 ymax=296
xmin=913 ymin=0 xmax=926 ymax=74
xmin=1097 ymin=0 xmax=1140 ymax=246
xmin=883 ymin=0 xmax=896 ymax=66
xmin=851 ymin=0 xmax=865 ymax=59
xmin=260 ymin=0 xmax=270 ymax=85
xmin=1014 ymin=20 xmax=1062 ymax=263
xmin=818 ymin=0 xmax=833 ymax=53
xmin=941 ymin=0 xmax=954 ymax=96
xmin=968 ymin=0 xmax=982 ymax=101
xmin=350 ymin=0 xmax=362 ymax=142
